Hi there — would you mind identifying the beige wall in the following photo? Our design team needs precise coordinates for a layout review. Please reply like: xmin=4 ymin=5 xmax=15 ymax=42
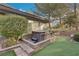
xmin=28 ymin=20 xmax=48 ymax=31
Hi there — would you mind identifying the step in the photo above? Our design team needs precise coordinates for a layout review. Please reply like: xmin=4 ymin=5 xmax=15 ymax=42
xmin=20 ymin=42 xmax=34 ymax=54
xmin=0 ymin=44 xmax=2 ymax=49
xmin=14 ymin=47 xmax=28 ymax=56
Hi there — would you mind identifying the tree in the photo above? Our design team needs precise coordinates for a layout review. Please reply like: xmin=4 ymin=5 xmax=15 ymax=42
xmin=64 ymin=3 xmax=79 ymax=31
xmin=73 ymin=3 xmax=79 ymax=30
xmin=35 ymin=3 xmax=69 ymax=31
xmin=51 ymin=4 xmax=69 ymax=25
xmin=35 ymin=3 xmax=54 ymax=32
xmin=0 ymin=15 xmax=28 ymax=40
xmin=64 ymin=12 xmax=77 ymax=30
xmin=35 ymin=3 xmax=69 ymax=43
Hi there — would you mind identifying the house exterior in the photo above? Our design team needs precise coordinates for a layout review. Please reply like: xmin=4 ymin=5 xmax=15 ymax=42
xmin=0 ymin=4 xmax=51 ymax=33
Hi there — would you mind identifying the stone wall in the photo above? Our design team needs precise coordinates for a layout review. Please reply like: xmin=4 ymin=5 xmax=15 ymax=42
xmin=0 ymin=44 xmax=20 ymax=53
xmin=22 ymin=38 xmax=50 ymax=52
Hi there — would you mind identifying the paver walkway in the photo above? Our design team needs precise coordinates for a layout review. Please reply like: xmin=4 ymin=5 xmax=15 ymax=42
xmin=0 ymin=41 xmax=34 ymax=56
xmin=14 ymin=41 xmax=34 ymax=56
xmin=14 ymin=47 xmax=28 ymax=56
xmin=20 ymin=42 xmax=34 ymax=54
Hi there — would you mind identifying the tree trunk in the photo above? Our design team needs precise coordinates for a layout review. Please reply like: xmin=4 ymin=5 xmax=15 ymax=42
xmin=74 ymin=3 xmax=78 ymax=31
xmin=59 ymin=17 xmax=62 ymax=25
xmin=38 ymin=22 xmax=41 ymax=30
xmin=48 ymin=22 xmax=51 ymax=31
xmin=48 ymin=10 xmax=52 ymax=34
xmin=48 ymin=5 xmax=53 ymax=43
xmin=75 ymin=25 xmax=78 ymax=31
xmin=69 ymin=24 xmax=72 ymax=31
xmin=74 ymin=3 xmax=76 ymax=18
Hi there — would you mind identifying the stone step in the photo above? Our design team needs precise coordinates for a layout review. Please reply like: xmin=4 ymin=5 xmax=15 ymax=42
xmin=20 ymin=42 xmax=34 ymax=54
xmin=14 ymin=47 xmax=28 ymax=56
xmin=0 ymin=44 xmax=2 ymax=49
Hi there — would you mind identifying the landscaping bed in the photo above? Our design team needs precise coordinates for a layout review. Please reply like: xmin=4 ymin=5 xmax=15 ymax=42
xmin=0 ymin=50 xmax=16 ymax=56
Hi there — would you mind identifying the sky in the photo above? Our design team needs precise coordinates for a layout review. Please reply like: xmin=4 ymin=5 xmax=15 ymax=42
xmin=7 ymin=3 xmax=61 ymax=25
xmin=8 ymin=3 xmax=36 ymax=12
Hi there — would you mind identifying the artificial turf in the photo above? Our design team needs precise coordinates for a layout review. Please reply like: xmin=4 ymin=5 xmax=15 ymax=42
xmin=33 ymin=36 xmax=79 ymax=56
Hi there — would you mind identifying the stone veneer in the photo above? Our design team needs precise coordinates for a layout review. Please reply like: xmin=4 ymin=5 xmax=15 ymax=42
xmin=22 ymin=38 xmax=51 ymax=52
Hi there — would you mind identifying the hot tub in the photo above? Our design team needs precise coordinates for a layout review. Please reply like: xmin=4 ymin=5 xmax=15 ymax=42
xmin=22 ymin=31 xmax=51 ymax=51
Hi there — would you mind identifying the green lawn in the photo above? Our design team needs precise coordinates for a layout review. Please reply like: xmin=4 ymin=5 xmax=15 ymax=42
xmin=0 ymin=50 xmax=16 ymax=56
xmin=33 ymin=36 xmax=79 ymax=56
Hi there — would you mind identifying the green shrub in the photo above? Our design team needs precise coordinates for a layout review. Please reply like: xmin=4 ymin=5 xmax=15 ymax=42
xmin=0 ymin=50 xmax=16 ymax=56
xmin=73 ymin=32 xmax=79 ymax=42
xmin=2 ymin=38 xmax=17 ymax=48
xmin=0 ymin=15 xmax=28 ymax=39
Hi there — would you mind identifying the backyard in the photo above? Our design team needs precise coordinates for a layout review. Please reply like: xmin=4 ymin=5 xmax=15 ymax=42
xmin=0 ymin=36 xmax=79 ymax=56
xmin=33 ymin=36 xmax=79 ymax=56
xmin=0 ymin=3 xmax=79 ymax=56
